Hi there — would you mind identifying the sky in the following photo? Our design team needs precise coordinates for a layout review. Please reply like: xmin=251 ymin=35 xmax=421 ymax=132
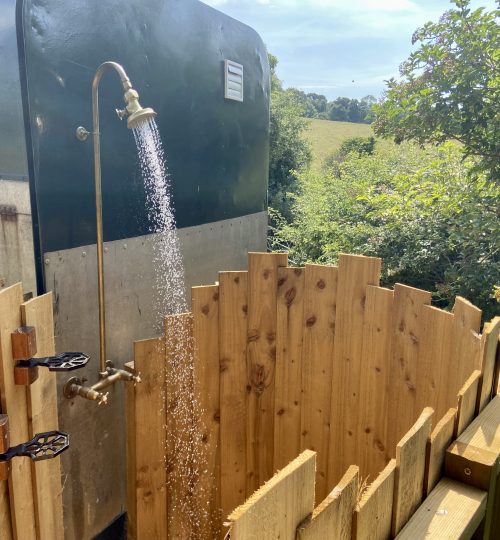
xmin=201 ymin=0 xmax=497 ymax=100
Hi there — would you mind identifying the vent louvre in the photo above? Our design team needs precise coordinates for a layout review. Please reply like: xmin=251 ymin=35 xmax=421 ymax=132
xmin=224 ymin=60 xmax=244 ymax=102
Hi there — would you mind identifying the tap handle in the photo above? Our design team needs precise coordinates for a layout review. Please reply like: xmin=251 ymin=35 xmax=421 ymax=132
xmin=0 ymin=429 xmax=69 ymax=463
xmin=17 ymin=352 xmax=90 ymax=372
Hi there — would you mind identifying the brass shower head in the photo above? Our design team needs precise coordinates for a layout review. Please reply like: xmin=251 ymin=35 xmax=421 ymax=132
xmin=116 ymin=88 xmax=157 ymax=129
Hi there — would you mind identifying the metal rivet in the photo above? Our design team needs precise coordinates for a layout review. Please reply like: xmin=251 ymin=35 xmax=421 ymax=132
xmin=464 ymin=467 xmax=472 ymax=476
xmin=82 ymin=251 xmax=87 ymax=258
xmin=44 ymin=258 xmax=50 ymax=265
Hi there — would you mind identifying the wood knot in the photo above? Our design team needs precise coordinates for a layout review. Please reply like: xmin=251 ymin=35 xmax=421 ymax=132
xmin=212 ymin=292 xmax=219 ymax=301
xmin=278 ymin=277 xmax=287 ymax=287
xmin=317 ymin=279 xmax=326 ymax=290
xmin=201 ymin=304 xmax=210 ymax=316
xmin=263 ymin=269 xmax=271 ymax=279
xmin=294 ymin=268 xmax=302 ymax=276
xmin=365 ymin=427 xmax=371 ymax=434
xmin=306 ymin=315 xmax=317 ymax=327
xmin=213 ymin=410 xmax=220 ymax=422
xmin=248 ymin=330 xmax=260 ymax=343
xmin=375 ymin=439 xmax=385 ymax=452
xmin=234 ymin=276 xmax=240 ymax=284
xmin=266 ymin=331 xmax=276 ymax=344
xmin=277 ymin=408 xmax=285 ymax=416
xmin=242 ymin=304 xmax=248 ymax=315
xmin=285 ymin=287 xmax=296 ymax=306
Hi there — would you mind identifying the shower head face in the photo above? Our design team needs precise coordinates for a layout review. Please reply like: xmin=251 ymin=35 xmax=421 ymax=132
xmin=127 ymin=107 xmax=157 ymax=129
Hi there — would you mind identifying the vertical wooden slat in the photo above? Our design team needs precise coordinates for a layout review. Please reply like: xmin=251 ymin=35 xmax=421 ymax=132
xmin=301 ymin=263 xmax=338 ymax=501
xmin=353 ymin=459 xmax=396 ymax=540
xmin=455 ymin=370 xmax=481 ymax=437
xmin=227 ymin=450 xmax=316 ymax=540
xmin=192 ymin=285 xmax=221 ymax=538
xmin=274 ymin=267 xmax=305 ymax=470
xmin=478 ymin=317 xmax=500 ymax=413
xmin=297 ymin=465 xmax=359 ymax=540
xmin=392 ymin=407 xmax=434 ymax=536
xmin=0 ymin=283 xmax=36 ymax=540
xmin=165 ymin=313 xmax=195 ymax=539
xmin=219 ymin=271 xmax=248 ymax=520
xmin=125 ymin=360 xmax=137 ymax=540
xmin=329 ymin=254 xmax=381 ymax=488
xmin=387 ymin=284 xmax=432 ymax=453
xmin=419 ymin=305 xmax=454 ymax=422
xmin=132 ymin=338 xmax=167 ymax=539
xmin=22 ymin=293 xmax=64 ymax=540
xmin=359 ymin=285 xmax=394 ymax=478
xmin=246 ymin=252 xmax=287 ymax=494
xmin=424 ymin=407 xmax=456 ymax=495
xmin=449 ymin=297 xmax=482 ymax=404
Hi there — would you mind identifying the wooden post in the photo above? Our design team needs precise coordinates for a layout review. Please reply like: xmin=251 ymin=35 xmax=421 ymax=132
xmin=11 ymin=326 xmax=39 ymax=386
xmin=477 ymin=317 xmax=500 ymax=413
xmin=0 ymin=415 xmax=10 ymax=482
xmin=455 ymin=370 xmax=481 ymax=437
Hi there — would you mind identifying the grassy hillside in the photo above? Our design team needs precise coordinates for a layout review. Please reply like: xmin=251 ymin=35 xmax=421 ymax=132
xmin=303 ymin=118 xmax=377 ymax=170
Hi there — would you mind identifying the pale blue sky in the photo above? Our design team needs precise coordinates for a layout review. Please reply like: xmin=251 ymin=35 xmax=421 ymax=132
xmin=202 ymin=0 xmax=497 ymax=99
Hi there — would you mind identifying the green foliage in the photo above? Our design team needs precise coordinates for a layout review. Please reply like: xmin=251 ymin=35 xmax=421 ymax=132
xmin=323 ymin=136 xmax=376 ymax=172
xmin=327 ymin=96 xmax=376 ymax=124
xmin=268 ymin=55 xmax=311 ymax=221
xmin=373 ymin=0 xmax=500 ymax=179
xmin=270 ymin=142 xmax=500 ymax=321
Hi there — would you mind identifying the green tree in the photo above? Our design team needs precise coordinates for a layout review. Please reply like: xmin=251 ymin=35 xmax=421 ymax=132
xmin=268 ymin=54 xmax=311 ymax=221
xmin=373 ymin=0 xmax=500 ymax=178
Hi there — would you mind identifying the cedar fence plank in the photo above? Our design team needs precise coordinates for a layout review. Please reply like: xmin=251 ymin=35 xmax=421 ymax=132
xmin=478 ymin=317 xmax=500 ymax=413
xmin=392 ymin=407 xmax=434 ymax=536
xmin=329 ymin=254 xmax=381 ymax=489
xmin=192 ymin=285 xmax=221 ymax=538
xmin=125 ymin=360 xmax=137 ymax=540
xmin=246 ymin=252 xmax=288 ymax=494
xmin=227 ymin=450 xmax=316 ymax=540
xmin=165 ymin=313 xmax=196 ymax=538
xmin=301 ymin=263 xmax=338 ymax=501
xmin=133 ymin=338 xmax=167 ymax=539
xmin=297 ymin=465 xmax=358 ymax=540
xmin=22 ymin=293 xmax=64 ymax=540
xmin=0 ymin=283 xmax=36 ymax=540
xmin=419 ymin=306 xmax=454 ymax=422
xmin=359 ymin=286 xmax=394 ymax=478
xmin=455 ymin=370 xmax=481 ymax=438
xmin=395 ymin=478 xmax=487 ymax=540
xmin=353 ymin=459 xmax=396 ymax=540
xmin=424 ymin=407 xmax=456 ymax=495
xmin=219 ymin=272 xmax=248 ymax=521
xmin=387 ymin=284 xmax=432 ymax=453
xmin=274 ymin=267 xmax=305 ymax=470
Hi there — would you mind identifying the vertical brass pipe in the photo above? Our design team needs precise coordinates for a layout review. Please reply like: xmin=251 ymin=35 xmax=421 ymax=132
xmin=91 ymin=62 xmax=132 ymax=374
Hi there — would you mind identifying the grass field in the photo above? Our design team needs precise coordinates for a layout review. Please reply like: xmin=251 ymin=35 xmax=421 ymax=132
xmin=303 ymin=118 xmax=377 ymax=170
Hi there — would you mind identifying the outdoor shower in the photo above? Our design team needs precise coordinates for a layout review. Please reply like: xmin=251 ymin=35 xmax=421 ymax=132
xmin=64 ymin=62 xmax=155 ymax=404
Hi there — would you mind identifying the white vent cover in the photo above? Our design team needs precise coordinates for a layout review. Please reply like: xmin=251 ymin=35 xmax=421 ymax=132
xmin=224 ymin=60 xmax=244 ymax=102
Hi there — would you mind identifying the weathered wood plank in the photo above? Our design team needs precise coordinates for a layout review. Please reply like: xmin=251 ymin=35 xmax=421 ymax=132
xmin=395 ymin=478 xmax=487 ymax=540
xmin=246 ymin=252 xmax=288 ymax=494
xmin=387 ymin=284 xmax=432 ymax=453
xmin=274 ymin=267 xmax=305 ymax=470
xmin=219 ymin=271 xmax=248 ymax=521
xmin=165 ymin=313 xmax=195 ymax=539
xmin=419 ymin=305 xmax=454 ymax=422
xmin=301 ymin=263 xmax=338 ymax=501
xmin=478 ymin=317 xmax=500 ymax=413
xmin=227 ymin=450 xmax=316 ymax=540
xmin=192 ymin=285 xmax=221 ymax=538
xmin=22 ymin=293 xmax=64 ymax=540
xmin=392 ymin=407 xmax=434 ymax=536
xmin=455 ymin=370 xmax=481 ymax=438
xmin=297 ymin=465 xmax=358 ymax=540
xmin=424 ymin=407 xmax=456 ymax=495
xmin=329 ymin=254 xmax=381 ymax=489
xmin=125 ymin=360 xmax=137 ymax=540
xmin=0 ymin=283 xmax=36 ymax=540
xmin=353 ymin=459 xmax=396 ymax=540
xmin=359 ymin=286 xmax=394 ymax=478
xmin=133 ymin=338 xmax=167 ymax=539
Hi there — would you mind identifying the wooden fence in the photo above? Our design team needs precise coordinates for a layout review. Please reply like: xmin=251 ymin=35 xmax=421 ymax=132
xmin=126 ymin=252 xmax=500 ymax=539
xmin=0 ymin=284 xmax=64 ymax=540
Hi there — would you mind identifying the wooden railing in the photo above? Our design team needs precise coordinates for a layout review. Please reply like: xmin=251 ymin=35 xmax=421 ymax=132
xmin=126 ymin=252 xmax=499 ymax=539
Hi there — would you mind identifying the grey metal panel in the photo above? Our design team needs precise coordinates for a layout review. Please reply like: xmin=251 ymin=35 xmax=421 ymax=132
xmin=45 ymin=211 xmax=267 ymax=539
xmin=18 ymin=0 xmax=270 ymax=257
xmin=0 ymin=0 xmax=28 ymax=179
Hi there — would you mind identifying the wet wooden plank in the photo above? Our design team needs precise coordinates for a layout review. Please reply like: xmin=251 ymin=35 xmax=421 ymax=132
xmin=392 ymin=407 xmax=434 ymax=536
xmin=125 ymin=360 xmax=137 ymax=540
xmin=274 ymin=267 xmax=305 ymax=470
xmin=246 ymin=252 xmax=288 ymax=493
xmin=353 ymin=459 xmax=396 ymax=540
xmin=192 ymin=285 xmax=221 ymax=538
xmin=0 ymin=284 xmax=36 ymax=540
xmin=22 ymin=293 xmax=64 ymax=539
xmin=227 ymin=450 xmax=316 ymax=540
xmin=359 ymin=286 xmax=394 ymax=478
xmin=301 ymin=263 xmax=338 ymax=501
xmin=329 ymin=254 xmax=381 ymax=489
xmin=219 ymin=272 xmax=248 ymax=520
xmin=297 ymin=465 xmax=358 ymax=540
xmin=455 ymin=370 xmax=481 ymax=438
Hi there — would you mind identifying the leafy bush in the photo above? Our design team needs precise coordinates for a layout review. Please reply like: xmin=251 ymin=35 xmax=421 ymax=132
xmin=323 ymin=136 xmax=376 ymax=172
xmin=270 ymin=142 xmax=500 ymax=321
